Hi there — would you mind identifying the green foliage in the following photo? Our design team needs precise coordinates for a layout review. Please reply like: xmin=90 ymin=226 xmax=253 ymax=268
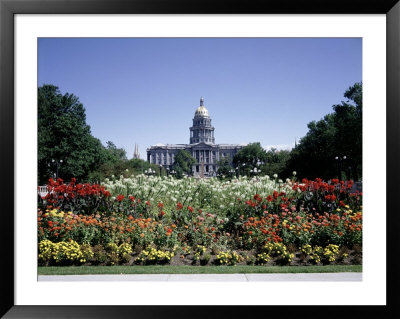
xmin=105 ymin=141 xmax=127 ymax=161
xmin=233 ymin=142 xmax=267 ymax=176
xmin=285 ymin=82 xmax=362 ymax=180
xmin=216 ymin=157 xmax=234 ymax=178
xmin=87 ymin=157 xmax=157 ymax=183
xmin=172 ymin=150 xmax=196 ymax=178
xmin=38 ymin=85 xmax=108 ymax=184
xmin=38 ymin=84 xmax=139 ymax=185
xmin=262 ymin=148 xmax=291 ymax=177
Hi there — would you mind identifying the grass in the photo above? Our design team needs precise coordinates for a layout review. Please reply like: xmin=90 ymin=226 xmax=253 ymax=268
xmin=38 ymin=264 xmax=362 ymax=275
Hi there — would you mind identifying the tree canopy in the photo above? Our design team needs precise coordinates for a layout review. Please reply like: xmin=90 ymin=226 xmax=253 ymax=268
xmin=105 ymin=141 xmax=127 ymax=162
xmin=233 ymin=142 xmax=267 ymax=176
xmin=262 ymin=148 xmax=291 ymax=178
xmin=172 ymin=150 xmax=195 ymax=178
xmin=285 ymin=82 xmax=362 ymax=180
xmin=216 ymin=157 xmax=235 ymax=178
xmin=38 ymin=85 xmax=107 ymax=184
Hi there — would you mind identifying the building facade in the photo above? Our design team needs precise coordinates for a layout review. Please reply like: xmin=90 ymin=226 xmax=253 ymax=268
xmin=146 ymin=97 xmax=245 ymax=177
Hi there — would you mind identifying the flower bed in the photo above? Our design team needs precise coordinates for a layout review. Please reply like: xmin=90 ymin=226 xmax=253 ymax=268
xmin=38 ymin=176 xmax=362 ymax=266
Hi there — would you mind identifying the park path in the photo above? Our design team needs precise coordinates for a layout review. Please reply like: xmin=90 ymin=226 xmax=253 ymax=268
xmin=38 ymin=272 xmax=361 ymax=281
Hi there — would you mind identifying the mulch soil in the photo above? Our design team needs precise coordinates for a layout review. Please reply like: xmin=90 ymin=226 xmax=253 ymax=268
xmin=121 ymin=248 xmax=362 ymax=267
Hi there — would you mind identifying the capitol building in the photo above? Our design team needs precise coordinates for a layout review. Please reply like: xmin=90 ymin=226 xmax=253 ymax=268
xmin=146 ymin=97 xmax=245 ymax=177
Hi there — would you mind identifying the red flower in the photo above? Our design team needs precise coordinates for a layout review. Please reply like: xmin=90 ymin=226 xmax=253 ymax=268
xmin=187 ymin=206 xmax=194 ymax=213
xmin=48 ymin=178 xmax=56 ymax=187
xmin=116 ymin=194 xmax=125 ymax=202
xmin=324 ymin=194 xmax=337 ymax=202
xmin=158 ymin=202 xmax=164 ymax=208
xmin=177 ymin=202 xmax=183 ymax=210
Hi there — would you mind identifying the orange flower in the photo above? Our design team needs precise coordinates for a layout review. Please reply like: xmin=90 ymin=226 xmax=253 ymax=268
xmin=140 ymin=233 xmax=144 ymax=238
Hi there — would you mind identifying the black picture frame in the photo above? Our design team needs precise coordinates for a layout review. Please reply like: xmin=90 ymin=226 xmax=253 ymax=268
xmin=1 ymin=0 xmax=399 ymax=318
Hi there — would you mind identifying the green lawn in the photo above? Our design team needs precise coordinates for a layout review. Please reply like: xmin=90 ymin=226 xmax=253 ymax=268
xmin=38 ymin=264 xmax=362 ymax=275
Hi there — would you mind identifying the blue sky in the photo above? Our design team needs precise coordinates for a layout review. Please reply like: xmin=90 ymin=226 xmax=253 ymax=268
xmin=38 ymin=38 xmax=362 ymax=159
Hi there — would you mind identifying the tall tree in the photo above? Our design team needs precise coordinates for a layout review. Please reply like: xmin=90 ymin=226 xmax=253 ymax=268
xmin=233 ymin=142 xmax=267 ymax=176
xmin=285 ymin=82 xmax=362 ymax=180
xmin=332 ymin=82 xmax=362 ymax=180
xmin=216 ymin=157 xmax=234 ymax=178
xmin=262 ymin=148 xmax=291 ymax=177
xmin=38 ymin=85 xmax=106 ymax=184
xmin=105 ymin=141 xmax=127 ymax=161
xmin=172 ymin=150 xmax=195 ymax=178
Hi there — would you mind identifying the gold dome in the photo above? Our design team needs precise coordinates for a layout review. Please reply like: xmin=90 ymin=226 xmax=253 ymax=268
xmin=194 ymin=106 xmax=210 ymax=118
xmin=194 ymin=97 xmax=210 ymax=118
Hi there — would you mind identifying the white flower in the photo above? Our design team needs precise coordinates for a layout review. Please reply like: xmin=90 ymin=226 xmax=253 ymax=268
xmin=273 ymin=174 xmax=278 ymax=179
xmin=292 ymin=171 xmax=297 ymax=176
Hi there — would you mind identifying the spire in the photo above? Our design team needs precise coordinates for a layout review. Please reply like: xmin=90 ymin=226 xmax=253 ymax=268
xmin=200 ymin=96 xmax=204 ymax=106
xmin=133 ymin=143 xmax=140 ymax=159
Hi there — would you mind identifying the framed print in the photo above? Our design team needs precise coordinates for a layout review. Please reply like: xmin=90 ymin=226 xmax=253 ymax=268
xmin=1 ymin=0 xmax=399 ymax=318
